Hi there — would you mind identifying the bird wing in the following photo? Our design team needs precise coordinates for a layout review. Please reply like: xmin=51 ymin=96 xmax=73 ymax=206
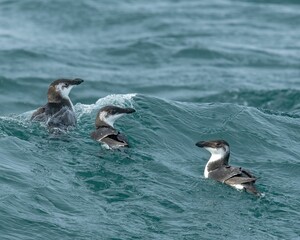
xmin=209 ymin=166 xmax=256 ymax=184
xmin=91 ymin=128 xmax=129 ymax=148
xmin=47 ymin=107 xmax=76 ymax=128
xmin=91 ymin=127 xmax=119 ymax=141
xmin=115 ymin=132 xmax=129 ymax=144
xmin=100 ymin=136 xmax=129 ymax=148
xmin=31 ymin=106 xmax=46 ymax=121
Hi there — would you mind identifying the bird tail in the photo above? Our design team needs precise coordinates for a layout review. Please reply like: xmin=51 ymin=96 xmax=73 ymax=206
xmin=243 ymin=183 xmax=261 ymax=197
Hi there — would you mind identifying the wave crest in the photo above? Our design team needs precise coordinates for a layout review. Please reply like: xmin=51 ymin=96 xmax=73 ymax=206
xmin=75 ymin=93 xmax=137 ymax=119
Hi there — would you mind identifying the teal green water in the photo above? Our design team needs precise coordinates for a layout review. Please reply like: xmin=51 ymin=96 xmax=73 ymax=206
xmin=1 ymin=0 xmax=300 ymax=239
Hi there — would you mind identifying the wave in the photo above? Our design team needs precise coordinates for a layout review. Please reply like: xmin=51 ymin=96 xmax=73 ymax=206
xmin=173 ymin=47 xmax=226 ymax=60
xmin=75 ymin=93 xmax=137 ymax=120
xmin=1 ymin=92 xmax=299 ymax=136
xmin=0 ymin=93 xmax=299 ymax=239
xmin=172 ymin=46 xmax=299 ymax=67
xmin=1 ymin=93 xmax=299 ymax=184
xmin=187 ymin=88 xmax=300 ymax=112
xmin=0 ymin=49 xmax=51 ymax=61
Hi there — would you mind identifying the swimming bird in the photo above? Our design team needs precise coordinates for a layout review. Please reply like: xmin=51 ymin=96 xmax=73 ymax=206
xmin=91 ymin=105 xmax=136 ymax=149
xmin=31 ymin=78 xmax=84 ymax=129
xmin=195 ymin=140 xmax=260 ymax=196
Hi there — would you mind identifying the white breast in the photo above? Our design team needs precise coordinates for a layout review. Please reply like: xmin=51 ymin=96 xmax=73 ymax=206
xmin=204 ymin=167 xmax=209 ymax=178
xmin=203 ymin=146 xmax=229 ymax=178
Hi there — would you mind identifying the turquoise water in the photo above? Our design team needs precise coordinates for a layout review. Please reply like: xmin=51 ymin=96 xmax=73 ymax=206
xmin=1 ymin=0 xmax=300 ymax=239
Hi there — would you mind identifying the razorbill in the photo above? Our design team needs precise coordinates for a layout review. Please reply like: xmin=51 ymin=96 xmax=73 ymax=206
xmin=31 ymin=78 xmax=84 ymax=129
xmin=91 ymin=105 xmax=136 ymax=149
xmin=195 ymin=139 xmax=260 ymax=196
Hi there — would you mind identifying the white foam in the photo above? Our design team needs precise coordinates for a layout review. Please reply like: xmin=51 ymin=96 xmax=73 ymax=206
xmin=0 ymin=113 xmax=31 ymax=127
xmin=0 ymin=113 xmax=34 ymax=136
xmin=22 ymin=110 xmax=35 ymax=119
xmin=75 ymin=93 xmax=137 ymax=120
xmin=101 ymin=143 xmax=111 ymax=150
xmin=0 ymin=94 xmax=137 ymax=127
xmin=95 ymin=93 xmax=137 ymax=107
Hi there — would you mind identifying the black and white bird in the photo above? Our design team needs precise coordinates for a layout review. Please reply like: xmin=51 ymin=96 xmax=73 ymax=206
xmin=31 ymin=78 xmax=84 ymax=129
xmin=196 ymin=140 xmax=260 ymax=196
xmin=91 ymin=105 xmax=136 ymax=149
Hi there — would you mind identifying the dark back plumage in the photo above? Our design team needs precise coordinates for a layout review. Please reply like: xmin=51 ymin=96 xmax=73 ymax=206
xmin=196 ymin=139 xmax=261 ymax=196
xmin=91 ymin=105 xmax=136 ymax=149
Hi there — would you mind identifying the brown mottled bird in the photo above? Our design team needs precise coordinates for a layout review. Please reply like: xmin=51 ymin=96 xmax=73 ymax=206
xmin=31 ymin=78 xmax=84 ymax=129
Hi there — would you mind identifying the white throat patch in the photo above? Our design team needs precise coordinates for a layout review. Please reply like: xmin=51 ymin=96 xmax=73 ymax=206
xmin=99 ymin=111 xmax=125 ymax=127
xmin=204 ymin=146 xmax=229 ymax=178
xmin=56 ymin=83 xmax=74 ymax=99
xmin=56 ymin=83 xmax=74 ymax=110
xmin=205 ymin=146 xmax=229 ymax=162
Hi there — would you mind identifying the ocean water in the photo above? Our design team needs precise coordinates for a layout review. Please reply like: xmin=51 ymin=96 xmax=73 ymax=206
xmin=0 ymin=0 xmax=300 ymax=239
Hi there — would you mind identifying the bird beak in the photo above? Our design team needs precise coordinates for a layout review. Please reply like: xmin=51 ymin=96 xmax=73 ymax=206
xmin=195 ymin=141 xmax=207 ymax=148
xmin=71 ymin=78 xmax=84 ymax=85
xmin=123 ymin=108 xmax=136 ymax=114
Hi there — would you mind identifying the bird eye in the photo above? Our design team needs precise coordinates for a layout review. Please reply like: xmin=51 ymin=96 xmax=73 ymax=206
xmin=64 ymin=83 xmax=69 ymax=87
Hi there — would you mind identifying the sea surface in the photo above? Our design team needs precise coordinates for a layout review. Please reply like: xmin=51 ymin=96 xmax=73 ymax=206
xmin=0 ymin=0 xmax=300 ymax=239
